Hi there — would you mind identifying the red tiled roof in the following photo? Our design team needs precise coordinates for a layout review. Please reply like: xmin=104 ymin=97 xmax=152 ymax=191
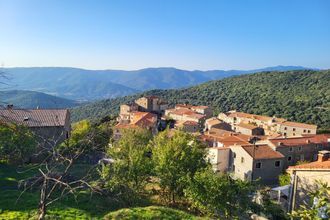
xmin=116 ymin=111 xmax=157 ymax=129
xmin=237 ymin=122 xmax=258 ymax=130
xmin=167 ymin=108 xmax=205 ymax=119
xmin=175 ymin=104 xmax=193 ymax=109
xmin=208 ymin=128 xmax=233 ymax=136
xmin=269 ymin=134 xmax=330 ymax=147
xmin=132 ymin=112 xmax=157 ymax=127
xmin=0 ymin=109 xmax=69 ymax=127
xmin=288 ymin=160 xmax=330 ymax=170
xmin=242 ymin=145 xmax=285 ymax=159
xmin=202 ymin=133 xmax=251 ymax=148
xmin=219 ymin=135 xmax=250 ymax=147
xmin=205 ymin=117 xmax=222 ymax=126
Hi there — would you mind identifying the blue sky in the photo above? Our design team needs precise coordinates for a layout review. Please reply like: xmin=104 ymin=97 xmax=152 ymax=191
xmin=0 ymin=0 xmax=329 ymax=70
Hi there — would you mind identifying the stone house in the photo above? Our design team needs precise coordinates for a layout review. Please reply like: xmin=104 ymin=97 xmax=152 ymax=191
xmin=0 ymin=109 xmax=71 ymax=148
xmin=218 ymin=110 xmax=317 ymax=137
xmin=175 ymin=104 xmax=213 ymax=119
xmin=277 ymin=121 xmax=317 ymax=137
xmin=287 ymin=150 xmax=330 ymax=214
xmin=267 ymin=135 xmax=330 ymax=169
xmin=134 ymin=96 xmax=168 ymax=114
xmin=207 ymin=147 xmax=231 ymax=172
xmin=118 ymin=103 xmax=139 ymax=123
xmin=230 ymin=144 xmax=285 ymax=185
xmin=204 ymin=117 xmax=232 ymax=132
xmin=235 ymin=122 xmax=264 ymax=136
xmin=165 ymin=108 xmax=206 ymax=129
xmin=114 ymin=112 xmax=158 ymax=140
xmin=175 ymin=120 xmax=200 ymax=133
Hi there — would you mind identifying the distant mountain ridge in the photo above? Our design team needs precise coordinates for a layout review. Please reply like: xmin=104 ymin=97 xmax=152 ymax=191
xmin=0 ymin=90 xmax=79 ymax=109
xmin=2 ymin=66 xmax=313 ymax=101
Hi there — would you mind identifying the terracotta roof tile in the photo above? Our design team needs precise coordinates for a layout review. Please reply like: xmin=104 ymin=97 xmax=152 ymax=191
xmin=241 ymin=145 xmax=285 ymax=159
xmin=269 ymin=134 xmax=330 ymax=147
xmin=288 ymin=160 xmax=330 ymax=170
xmin=237 ymin=122 xmax=259 ymax=130
xmin=205 ymin=117 xmax=222 ymax=126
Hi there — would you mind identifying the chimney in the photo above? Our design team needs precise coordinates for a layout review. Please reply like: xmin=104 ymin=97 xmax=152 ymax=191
xmin=317 ymin=150 xmax=330 ymax=162
xmin=7 ymin=104 xmax=13 ymax=110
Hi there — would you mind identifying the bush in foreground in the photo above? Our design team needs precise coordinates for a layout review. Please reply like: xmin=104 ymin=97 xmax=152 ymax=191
xmin=104 ymin=206 xmax=206 ymax=220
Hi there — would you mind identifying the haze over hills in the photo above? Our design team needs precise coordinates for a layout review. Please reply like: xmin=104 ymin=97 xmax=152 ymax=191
xmin=71 ymin=69 xmax=330 ymax=129
xmin=2 ymin=66 xmax=311 ymax=101
xmin=0 ymin=90 xmax=79 ymax=109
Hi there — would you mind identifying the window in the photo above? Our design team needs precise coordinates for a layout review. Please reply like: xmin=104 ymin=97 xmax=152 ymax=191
xmin=275 ymin=161 xmax=281 ymax=167
xmin=284 ymin=127 xmax=287 ymax=130
xmin=288 ymin=156 xmax=292 ymax=161
xmin=284 ymin=132 xmax=287 ymax=136
xmin=233 ymin=152 xmax=236 ymax=158
xmin=293 ymin=133 xmax=296 ymax=136
xmin=241 ymin=157 xmax=245 ymax=163
xmin=293 ymin=128 xmax=296 ymax=131
xmin=308 ymin=130 xmax=311 ymax=133
xmin=303 ymin=129 xmax=306 ymax=133
xmin=298 ymin=146 xmax=302 ymax=151
xmin=289 ymin=147 xmax=293 ymax=152
xmin=255 ymin=162 xmax=262 ymax=169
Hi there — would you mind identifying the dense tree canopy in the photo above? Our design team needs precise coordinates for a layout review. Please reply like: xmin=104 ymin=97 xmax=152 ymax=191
xmin=71 ymin=70 xmax=330 ymax=129
xmin=61 ymin=119 xmax=112 ymax=156
xmin=0 ymin=123 xmax=36 ymax=164
xmin=100 ymin=128 xmax=153 ymax=203
xmin=151 ymin=130 xmax=208 ymax=203
xmin=184 ymin=168 xmax=256 ymax=219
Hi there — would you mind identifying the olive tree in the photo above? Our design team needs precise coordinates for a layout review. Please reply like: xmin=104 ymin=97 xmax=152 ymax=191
xmin=151 ymin=129 xmax=207 ymax=204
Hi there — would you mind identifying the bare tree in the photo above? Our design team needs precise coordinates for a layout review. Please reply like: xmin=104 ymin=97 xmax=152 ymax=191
xmin=18 ymin=130 xmax=103 ymax=220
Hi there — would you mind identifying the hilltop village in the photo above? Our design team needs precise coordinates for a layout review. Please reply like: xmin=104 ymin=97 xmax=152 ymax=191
xmin=115 ymin=96 xmax=330 ymax=186
xmin=0 ymin=95 xmax=329 ymax=218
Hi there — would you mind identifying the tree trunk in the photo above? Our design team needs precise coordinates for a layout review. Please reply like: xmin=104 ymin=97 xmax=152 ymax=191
xmin=38 ymin=178 xmax=48 ymax=220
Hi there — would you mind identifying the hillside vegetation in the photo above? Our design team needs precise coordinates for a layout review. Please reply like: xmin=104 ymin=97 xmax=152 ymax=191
xmin=0 ymin=90 xmax=79 ymax=109
xmin=104 ymin=206 xmax=205 ymax=220
xmin=71 ymin=70 xmax=330 ymax=129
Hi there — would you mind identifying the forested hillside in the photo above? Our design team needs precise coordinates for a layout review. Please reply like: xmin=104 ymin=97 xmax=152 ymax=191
xmin=0 ymin=90 xmax=79 ymax=109
xmin=71 ymin=70 xmax=330 ymax=129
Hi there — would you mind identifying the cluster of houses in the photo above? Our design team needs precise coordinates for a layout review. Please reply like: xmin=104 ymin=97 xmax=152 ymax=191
xmin=115 ymin=96 xmax=330 ymax=213
xmin=1 ymin=96 xmax=329 ymax=214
